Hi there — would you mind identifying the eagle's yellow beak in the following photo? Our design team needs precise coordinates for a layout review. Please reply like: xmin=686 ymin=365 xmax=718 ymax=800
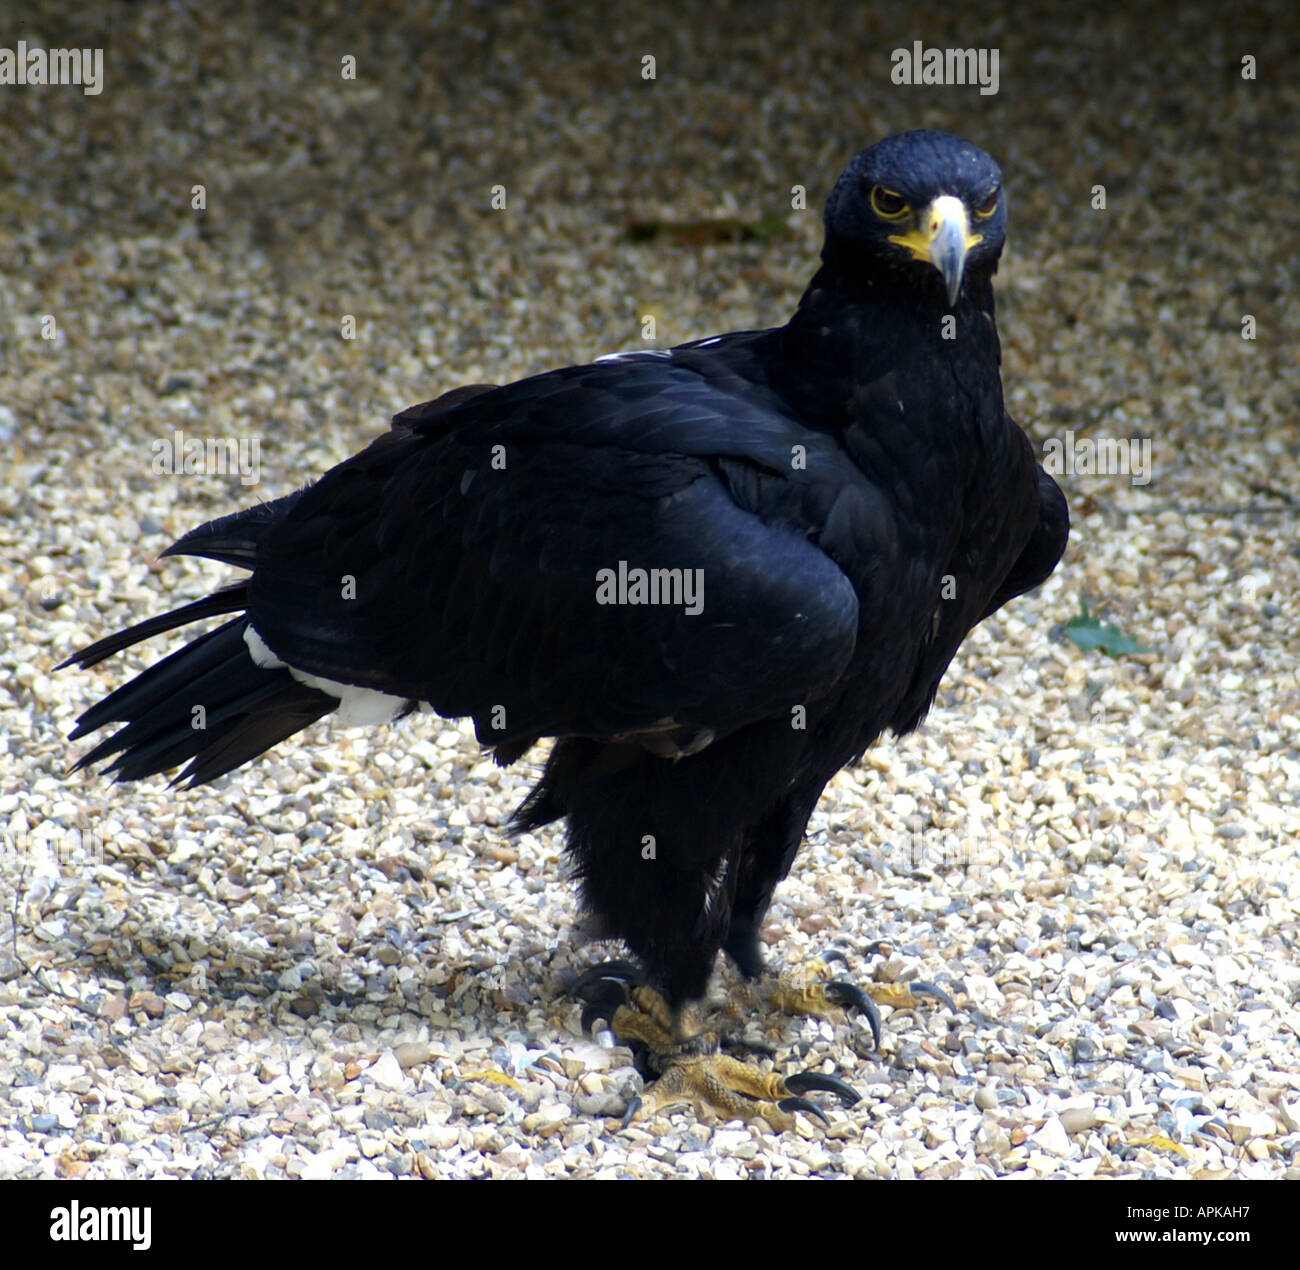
xmin=888 ymin=195 xmax=982 ymax=306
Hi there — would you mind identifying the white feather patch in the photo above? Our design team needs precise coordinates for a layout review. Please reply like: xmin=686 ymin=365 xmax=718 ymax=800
xmin=244 ymin=625 xmax=285 ymax=669
xmin=243 ymin=624 xmax=412 ymax=725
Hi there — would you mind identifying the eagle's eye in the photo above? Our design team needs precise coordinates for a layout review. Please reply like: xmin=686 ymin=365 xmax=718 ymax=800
xmin=974 ymin=189 xmax=1000 ymax=220
xmin=870 ymin=185 xmax=910 ymax=220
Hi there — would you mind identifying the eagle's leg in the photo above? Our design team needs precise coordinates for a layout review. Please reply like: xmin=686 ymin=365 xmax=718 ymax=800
xmin=723 ymin=825 xmax=957 ymax=1039
xmin=574 ymin=965 xmax=860 ymax=1131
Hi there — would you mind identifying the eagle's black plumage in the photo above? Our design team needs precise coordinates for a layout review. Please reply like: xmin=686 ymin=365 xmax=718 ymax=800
xmin=64 ymin=130 xmax=1067 ymax=1019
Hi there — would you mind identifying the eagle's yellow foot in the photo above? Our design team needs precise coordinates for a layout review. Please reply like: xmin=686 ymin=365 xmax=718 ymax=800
xmin=626 ymin=1048 xmax=858 ymax=1131
xmin=759 ymin=952 xmax=957 ymax=1048
xmin=574 ymin=963 xmax=858 ymax=1130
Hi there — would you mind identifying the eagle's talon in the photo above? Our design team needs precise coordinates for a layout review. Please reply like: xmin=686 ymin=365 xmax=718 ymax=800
xmin=783 ymin=1069 xmax=861 ymax=1107
xmin=571 ymin=959 xmax=642 ymax=999
xmin=580 ymin=998 xmax=621 ymax=1036
xmin=823 ymin=979 xmax=883 ymax=1049
xmin=907 ymin=979 xmax=958 ymax=1013
xmin=777 ymin=1095 xmax=828 ymax=1124
xmin=574 ymin=959 xmax=650 ymax=1038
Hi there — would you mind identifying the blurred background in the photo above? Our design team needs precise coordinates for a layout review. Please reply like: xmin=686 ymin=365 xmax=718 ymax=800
xmin=2 ymin=0 xmax=1295 ymax=494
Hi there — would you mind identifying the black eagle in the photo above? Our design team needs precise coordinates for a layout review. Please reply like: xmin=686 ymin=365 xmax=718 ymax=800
xmin=64 ymin=130 xmax=1068 ymax=1126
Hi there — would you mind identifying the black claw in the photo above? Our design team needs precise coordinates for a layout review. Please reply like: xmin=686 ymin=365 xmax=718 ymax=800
xmin=784 ymin=1070 xmax=861 ymax=1108
xmin=819 ymin=947 xmax=852 ymax=969
xmin=620 ymin=1095 xmax=642 ymax=1129
xmin=571 ymin=959 xmax=642 ymax=1001
xmin=907 ymin=979 xmax=958 ymax=1013
xmin=576 ymin=971 xmax=635 ymax=1035
xmin=777 ymin=1096 xmax=829 ymax=1124
xmin=824 ymin=979 xmax=882 ymax=1050
xmin=580 ymin=999 xmax=620 ymax=1036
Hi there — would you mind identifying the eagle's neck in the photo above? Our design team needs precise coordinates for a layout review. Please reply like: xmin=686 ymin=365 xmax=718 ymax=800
xmin=774 ymin=258 xmax=1002 ymax=435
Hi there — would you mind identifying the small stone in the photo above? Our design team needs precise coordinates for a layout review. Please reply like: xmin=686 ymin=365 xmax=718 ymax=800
xmin=522 ymin=1103 xmax=570 ymax=1134
xmin=712 ymin=1127 xmax=753 ymax=1155
xmin=257 ymin=1058 xmax=287 ymax=1083
xmin=426 ymin=1124 xmax=461 ymax=1150
xmin=367 ymin=1052 xmax=407 ymax=1090
xmin=300 ymin=1147 xmax=349 ymax=1179
xmin=1228 ymin=1112 xmax=1276 ymax=1144
xmin=130 ymin=991 xmax=166 ymax=1018
xmin=200 ymin=1025 xmax=232 ymax=1052
xmin=394 ymin=1042 xmax=433 ymax=1069
xmin=1033 ymin=1116 xmax=1071 ymax=1156
xmin=574 ymin=1092 xmax=615 ymax=1117
xmin=46 ymin=1064 xmax=85 ymax=1088
xmin=1060 ymin=1106 xmax=1098 ymax=1135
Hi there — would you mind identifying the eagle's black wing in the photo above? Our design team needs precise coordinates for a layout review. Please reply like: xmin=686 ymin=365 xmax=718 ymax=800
xmin=66 ymin=339 xmax=902 ymax=781
xmin=238 ymin=345 xmax=880 ymax=754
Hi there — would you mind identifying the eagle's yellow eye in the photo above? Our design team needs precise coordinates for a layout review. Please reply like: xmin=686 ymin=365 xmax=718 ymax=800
xmin=974 ymin=189 xmax=1000 ymax=220
xmin=870 ymin=185 xmax=910 ymax=220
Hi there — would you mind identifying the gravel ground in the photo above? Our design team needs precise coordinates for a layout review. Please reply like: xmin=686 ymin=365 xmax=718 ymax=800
xmin=2 ymin=0 xmax=1297 ymax=1179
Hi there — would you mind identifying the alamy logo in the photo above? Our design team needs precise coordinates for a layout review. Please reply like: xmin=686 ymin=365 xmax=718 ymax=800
xmin=0 ymin=42 xmax=102 ymax=96
xmin=595 ymin=561 xmax=704 ymax=615
xmin=890 ymin=42 xmax=999 ymax=96
xmin=50 ymin=1203 xmax=151 ymax=1251
xmin=150 ymin=429 xmax=262 ymax=485
xmin=1043 ymin=431 xmax=1152 ymax=487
